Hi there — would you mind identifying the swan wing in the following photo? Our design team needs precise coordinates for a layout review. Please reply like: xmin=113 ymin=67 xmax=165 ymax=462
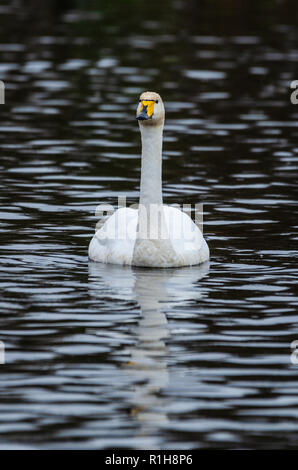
xmin=89 ymin=207 xmax=138 ymax=265
xmin=163 ymin=205 xmax=209 ymax=265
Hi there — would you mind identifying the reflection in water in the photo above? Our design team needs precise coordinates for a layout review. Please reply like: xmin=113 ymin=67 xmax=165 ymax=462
xmin=89 ymin=262 xmax=209 ymax=443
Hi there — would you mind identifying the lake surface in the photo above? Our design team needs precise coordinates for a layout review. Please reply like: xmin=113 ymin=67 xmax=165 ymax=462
xmin=0 ymin=0 xmax=298 ymax=449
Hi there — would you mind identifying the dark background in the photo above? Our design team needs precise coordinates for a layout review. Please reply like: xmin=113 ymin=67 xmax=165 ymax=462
xmin=0 ymin=0 xmax=297 ymax=450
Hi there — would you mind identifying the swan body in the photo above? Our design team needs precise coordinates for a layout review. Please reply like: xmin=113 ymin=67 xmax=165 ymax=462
xmin=88 ymin=205 xmax=209 ymax=267
xmin=89 ymin=91 xmax=210 ymax=268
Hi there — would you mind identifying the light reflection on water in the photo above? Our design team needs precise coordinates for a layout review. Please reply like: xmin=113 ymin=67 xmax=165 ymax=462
xmin=0 ymin=0 xmax=298 ymax=450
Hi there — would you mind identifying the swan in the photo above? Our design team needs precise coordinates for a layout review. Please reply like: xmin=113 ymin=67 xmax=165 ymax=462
xmin=88 ymin=91 xmax=210 ymax=267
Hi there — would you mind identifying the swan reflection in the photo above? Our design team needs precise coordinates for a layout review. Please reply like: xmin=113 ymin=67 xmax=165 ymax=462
xmin=88 ymin=261 xmax=209 ymax=442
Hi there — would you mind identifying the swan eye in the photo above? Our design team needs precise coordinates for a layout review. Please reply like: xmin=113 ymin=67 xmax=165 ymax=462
xmin=155 ymin=100 xmax=159 ymax=103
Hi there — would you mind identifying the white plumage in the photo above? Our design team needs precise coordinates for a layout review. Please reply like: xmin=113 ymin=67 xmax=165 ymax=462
xmin=89 ymin=205 xmax=209 ymax=267
xmin=89 ymin=91 xmax=210 ymax=268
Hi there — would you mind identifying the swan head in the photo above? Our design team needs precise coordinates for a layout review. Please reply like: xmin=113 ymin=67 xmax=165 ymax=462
xmin=136 ymin=91 xmax=164 ymax=127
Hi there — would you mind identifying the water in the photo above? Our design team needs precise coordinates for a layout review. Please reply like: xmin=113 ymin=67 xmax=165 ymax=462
xmin=0 ymin=0 xmax=298 ymax=449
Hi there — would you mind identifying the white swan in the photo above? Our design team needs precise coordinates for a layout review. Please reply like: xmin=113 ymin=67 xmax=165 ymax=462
xmin=89 ymin=91 xmax=210 ymax=267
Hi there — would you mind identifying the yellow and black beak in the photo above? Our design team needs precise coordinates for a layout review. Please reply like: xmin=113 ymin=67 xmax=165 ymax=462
xmin=136 ymin=100 xmax=155 ymax=121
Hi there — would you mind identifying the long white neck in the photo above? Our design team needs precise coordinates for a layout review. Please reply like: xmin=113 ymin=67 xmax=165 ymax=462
xmin=139 ymin=123 xmax=163 ymax=206
xmin=133 ymin=120 xmax=179 ymax=266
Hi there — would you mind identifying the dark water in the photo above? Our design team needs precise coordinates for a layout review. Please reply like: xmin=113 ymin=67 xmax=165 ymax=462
xmin=0 ymin=0 xmax=298 ymax=449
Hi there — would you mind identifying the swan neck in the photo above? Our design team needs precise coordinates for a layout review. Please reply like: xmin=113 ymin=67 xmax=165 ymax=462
xmin=139 ymin=124 xmax=163 ymax=206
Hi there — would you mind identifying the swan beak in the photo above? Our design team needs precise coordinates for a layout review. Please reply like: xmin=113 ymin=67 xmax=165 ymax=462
xmin=136 ymin=100 xmax=154 ymax=120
